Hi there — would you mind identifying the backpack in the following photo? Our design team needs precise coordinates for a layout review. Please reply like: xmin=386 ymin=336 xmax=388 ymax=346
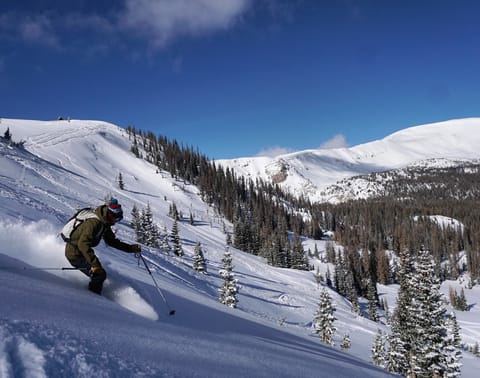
xmin=61 ymin=208 xmax=100 ymax=242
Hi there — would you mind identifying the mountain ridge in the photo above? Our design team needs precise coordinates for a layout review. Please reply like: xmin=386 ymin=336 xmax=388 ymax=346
xmin=217 ymin=118 xmax=480 ymax=203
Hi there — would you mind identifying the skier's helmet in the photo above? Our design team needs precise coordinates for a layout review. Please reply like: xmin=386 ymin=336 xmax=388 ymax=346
xmin=107 ymin=198 xmax=123 ymax=222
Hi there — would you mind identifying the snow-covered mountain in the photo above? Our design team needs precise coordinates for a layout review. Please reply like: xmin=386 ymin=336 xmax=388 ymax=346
xmin=217 ymin=118 xmax=480 ymax=203
xmin=0 ymin=118 xmax=479 ymax=377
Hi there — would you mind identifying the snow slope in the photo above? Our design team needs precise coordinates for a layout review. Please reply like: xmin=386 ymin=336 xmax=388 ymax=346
xmin=0 ymin=118 xmax=479 ymax=377
xmin=217 ymin=118 xmax=480 ymax=202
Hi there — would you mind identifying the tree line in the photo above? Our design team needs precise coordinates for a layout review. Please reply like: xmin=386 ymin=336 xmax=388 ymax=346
xmin=125 ymin=126 xmax=480 ymax=288
xmin=126 ymin=126 xmax=313 ymax=271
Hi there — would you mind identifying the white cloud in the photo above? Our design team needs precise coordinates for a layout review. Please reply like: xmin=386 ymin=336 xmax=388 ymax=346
xmin=256 ymin=146 xmax=294 ymax=158
xmin=0 ymin=12 xmax=60 ymax=48
xmin=119 ymin=0 xmax=251 ymax=48
xmin=319 ymin=134 xmax=349 ymax=149
xmin=0 ymin=1 xmax=253 ymax=56
xmin=256 ymin=133 xmax=350 ymax=157
xmin=19 ymin=14 xmax=60 ymax=48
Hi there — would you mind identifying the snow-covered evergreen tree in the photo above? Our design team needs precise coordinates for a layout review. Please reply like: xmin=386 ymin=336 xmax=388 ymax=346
xmin=218 ymin=247 xmax=238 ymax=308
xmin=192 ymin=241 xmax=207 ymax=274
xmin=387 ymin=247 xmax=456 ymax=377
xmin=313 ymin=288 xmax=337 ymax=346
xmin=367 ymin=278 xmax=379 ymax=322
xmin=161 ymin=226 xmax=171 ymax=255
xmin=290 ymin=234 xmax=308 ymax=270
xmin=409 ymin=247 xmax=449 ymax=377
xmin=334 ymin=252 xmax=346 ymax=296
xmin=386 ymin=248 xmax=414 ymax=376
xmin=117 ymin=172 xmax=125 ymax=190
xmin=341 ymin=333 xmax=351 ymax=351
xmin=386 ymin=318 xmax=409 ymax=375
xmin=314 ymin=266 xmax=323 ymax=288
xmin=141 ymin=203 xmax=159 ymax=248
xmin=169 ymin=202 xmax=179 ymax=220
xmin=131 ymin=204 xmax=142 ymax=243
xmin=382 ymin=298 xmax=390 ymax=324
xmin=226 ymin=232 xmax=232 ymax=246
xmin=291 ymin=236 xmax=306 ymax=269
xmin=3 ymin=127 xmax=11 ymax=141
xmin=472 ymin=342 xmax=480 ymax=356
xmin=326 ymin=265 xmax=332 ymax=287
xmin=346 ymin=272 xmax=360 ymax=315
xmin=170 ymin=218 xmax=183 ymax=256
xmin=371 ymin=329 xmax=386 ymax=368
xmin=443 ymin=312 xmax=462 ymax=377
xmin=455 ymin=288 xmax=468 ymax=311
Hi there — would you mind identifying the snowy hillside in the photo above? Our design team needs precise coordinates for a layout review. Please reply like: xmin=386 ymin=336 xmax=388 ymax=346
xmin=0 ymin=118 xmax=479 ymax=377
xmin=0 ymin=118 xmax=391 ymax=377
xmin=217 ymin=118 xmax=480 ymax=203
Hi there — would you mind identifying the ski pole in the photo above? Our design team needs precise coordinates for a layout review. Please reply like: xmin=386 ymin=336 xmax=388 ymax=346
xmin=0 ymin=266 xmax=89 ymax=271
xmin=137 ymin=253 xmax=176 ymax=316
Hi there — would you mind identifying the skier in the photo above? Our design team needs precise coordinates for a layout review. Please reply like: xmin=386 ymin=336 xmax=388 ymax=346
xmin=64 ymin=199 xmax=141 ymax=294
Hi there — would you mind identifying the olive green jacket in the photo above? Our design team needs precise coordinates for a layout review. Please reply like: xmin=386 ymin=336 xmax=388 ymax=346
xmin=65 ymin=205 xmax=134 ymax=268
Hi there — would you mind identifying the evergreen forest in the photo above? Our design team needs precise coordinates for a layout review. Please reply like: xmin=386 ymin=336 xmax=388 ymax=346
xmin=126 ymin=126 xmax=480 ymax=298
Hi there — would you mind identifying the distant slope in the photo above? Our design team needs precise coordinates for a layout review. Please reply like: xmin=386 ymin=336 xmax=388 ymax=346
xmin=217 ymin=118 xmax=480 ymax=202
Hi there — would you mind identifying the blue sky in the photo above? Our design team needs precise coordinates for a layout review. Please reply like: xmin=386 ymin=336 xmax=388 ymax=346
xmin=1 ymin=0 xmax=480 ymax=159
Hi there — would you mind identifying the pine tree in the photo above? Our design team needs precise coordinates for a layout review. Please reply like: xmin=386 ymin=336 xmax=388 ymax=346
xmin=449 ymin=287 xmax=468 ymax=311
xmin=313 ymin=288 xmax=337 ymax=346
xmin=169 ymin=202 xmax=179 ymax=220
xmin=388 ymin=247 xmax=453 ymax=377
xmin=472 ymin=342 xmax=480 ymax=356
xmin=443 ymin=312 xmax=462 ymax=377
xmin=334 ymin=253 xmax=346 ymax=296
xmin=341 ymin=334 xmax=351 ymax=351
xmin=131 ymin=204 xmax=142 ymax=243
xmin=171 ymin=218 xmax=183 ymax=256
xmin=326 ymin=241 xmax=335 ymax=263
xmin=193 ymin=241 xmax=207 ymax=274
xmin=386 ymin=249 xmax=414 ymax=375
xmin=409 ymin=248 xmax=449 ymax=377
xmin=218 ymin=247 xmax=238 ymax=308
xmin=130 ymin=135 xmax=140 ymax=157
xmin=371 ymin=329 xmax=386 ymax=368
xmin=142 ymin=203 xmax=159 ymax=248
xmin=367 ymin=278 xmax=379 ymax=322
xmin=314 ymin=243 xmax=319 ymax=259
xmin=3 ymin=127 xmax=12 ymax=141
xmin=382 ymin=298 xmax=390 ymax=324
xmin=346 ymin=273 xmax=360 ymax=315
xmin=161 ymin=226 xmax=171 ymax=255
xmin=313 ymin=266 xmax=323 ymax=288
xmin=386 ymin=318 xmax=409 ymax=375
xmin=456 ymin=288 xmax=468 ymax=311
xmin=326 ymin=265 xmax=332 ymax=287
xmin=290 ymin=234 xmax=308 ymax=270
xmin=117 ymin=172 xmax=125 ymax=190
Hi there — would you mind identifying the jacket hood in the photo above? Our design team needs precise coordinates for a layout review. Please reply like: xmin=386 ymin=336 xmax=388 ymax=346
xmin=95 ymin=205 xmax=114 ymax=225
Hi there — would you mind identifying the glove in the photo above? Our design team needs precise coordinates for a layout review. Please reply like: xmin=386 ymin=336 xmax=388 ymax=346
xmin=90 ymin=265 xmax=105 ymax=276
xmin=130 ymin=244 xmax=141 ymax=253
